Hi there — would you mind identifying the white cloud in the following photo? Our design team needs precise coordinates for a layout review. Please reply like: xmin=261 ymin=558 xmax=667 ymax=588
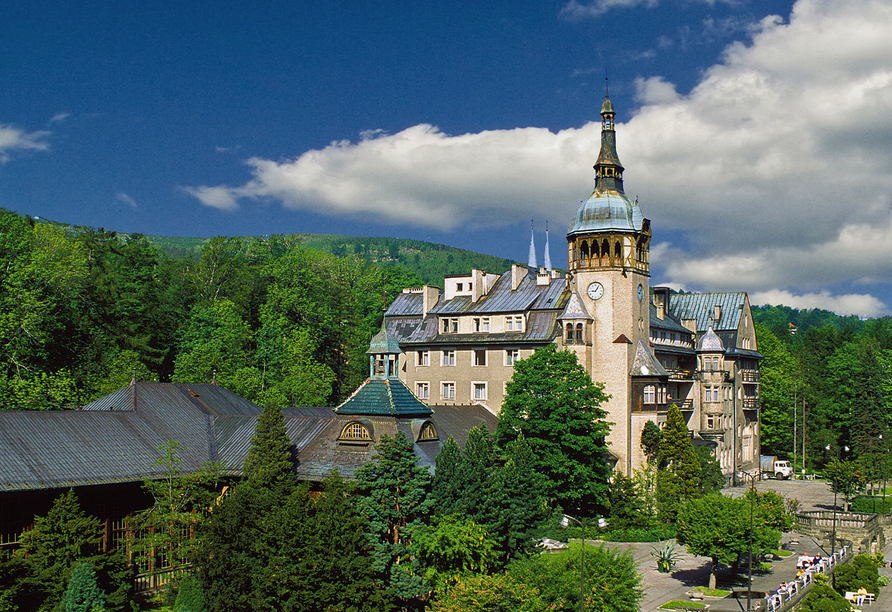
xmin=559 ymin=0 xmax=658 ymax=19
xmin=0 ymin=124 xmax=51 ymax=163
xmin=116 ymin=193 xmax=137 ymax=209
xmin=749 ymin=290 xmax=885 ymax=319
xmin=185 ymin=0 xmax=892 ymax=315
xmin=49 ymin=113 xmax=70 ymax=124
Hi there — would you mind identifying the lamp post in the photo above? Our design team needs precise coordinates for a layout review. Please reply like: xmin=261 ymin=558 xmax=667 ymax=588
xmin=561 ymin=514 xmax=608 ymax=612
xmin=881 ymin=434 xmax=887 ymax=515
xmin=737 ymin=471 xmax=759 ymax=612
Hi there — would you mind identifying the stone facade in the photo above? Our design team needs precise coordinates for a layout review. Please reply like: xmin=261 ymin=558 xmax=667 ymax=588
xmin=385 ymin=93 xmax=762 ymax=478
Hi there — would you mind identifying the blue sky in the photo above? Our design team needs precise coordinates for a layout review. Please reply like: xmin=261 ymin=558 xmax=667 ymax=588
xmin=3 ymin=0 xmax=892 ymax=317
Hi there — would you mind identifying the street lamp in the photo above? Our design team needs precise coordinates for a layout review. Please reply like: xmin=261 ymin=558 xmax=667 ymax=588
xmin=880 ymin=435 xmax=887 ymax=515
xmin=560 ymin=514 xmax=608 ymax=612
xmin=737 ymin=471 xmax=759 ymax=612
xmin=825 ymin=443 xmax=849 ymax=584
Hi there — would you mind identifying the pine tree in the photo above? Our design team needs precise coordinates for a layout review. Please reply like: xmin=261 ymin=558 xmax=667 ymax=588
xmin=242 ymin=403 xmax=295 ymax=490
xmin=62 ymin=561 xmax=106 ymax=612
xmin=657 ymin=403 xmax=701 ymax=521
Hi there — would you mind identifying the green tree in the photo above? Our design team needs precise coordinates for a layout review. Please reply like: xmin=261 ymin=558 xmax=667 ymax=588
xmin=411 ymin=514 xmax=496 ymax=595
xmin=173 ymin=573 xmax=205 ymax=612
xmin=242 ymin=403 xmax=296 ymax=490
xmin=695 ymin=446 xmax=725 ymax=495
xmin=62 ymin=561 xmax=106 ymax=612
xmin=506 ymin=543 xmax=644 ymax=612
xmin=607 ymin=472 xmax=646 ymax=530
xmin=134 ymin=442 xmax=222 ymax=580
xmin=657 ymin=403 xmax=701 ymax=521
xmin=430 ymin=573 xmax=542 ymax=612
xmin=824 ymin=456 xmax=868 ymax=511
xmin=676 ymin=494 xmax=780 ymax=589
xmin=833 ymin=554 xmax=879 ymax=595
xmin=799 ymin=573 xmax=851 ymax=612
xmin=430 ymin=436 xmax=463 ymax=514
xmin=756 ymin=322 xmax=797 ymax=455
xmin=496 ymin=344 xmax=611 ymax=515
xmin=640 ymin=420 xmax=661 ymax=462
xmin=355 ymin=433 xmax=432 ymax=603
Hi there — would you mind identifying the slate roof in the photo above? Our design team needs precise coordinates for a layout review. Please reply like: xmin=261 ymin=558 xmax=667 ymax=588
xmin=0 ymin=382 xmax=494 ymax=491
xmin=631 ymin=340 xmax=669 ymax=378
xmin=668 ymin=292 xmax=748 ymax=333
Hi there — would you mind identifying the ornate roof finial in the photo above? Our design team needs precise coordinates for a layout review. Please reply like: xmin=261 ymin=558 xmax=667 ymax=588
xmin=544 ymin=220 xmax=552 ymax=273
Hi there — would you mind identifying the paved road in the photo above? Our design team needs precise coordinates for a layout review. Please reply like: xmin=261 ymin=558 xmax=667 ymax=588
xmin=590 ymin=479 xmax=892 ymax=611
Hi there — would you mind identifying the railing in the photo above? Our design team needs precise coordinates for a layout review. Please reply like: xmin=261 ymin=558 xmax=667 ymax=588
xmin=795 ymin=511 xmax=879 ymax=532
xmin=740 ymin=370 xmax=760 ymax=383
xmin=742 ymin=397 xmax=760 ymax=410
xmin=761 ymin=545 xmax=849 ymax=612
xmin=666 ymin=369 xmax=694 ymax=380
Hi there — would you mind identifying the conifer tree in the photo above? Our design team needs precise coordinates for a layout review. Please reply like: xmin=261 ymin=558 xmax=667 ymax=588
xmin=431 ymin=436 xmax=463 ymax=514
xmin=62 ymin=561 xmax=106 ymax=612
xmin=355 ymin=432 xmax=432 ymax=603
xmin=657 ymin=403 xmax=701 ymax=521
xmin=242 ymin=403 xmax=295 ymax=490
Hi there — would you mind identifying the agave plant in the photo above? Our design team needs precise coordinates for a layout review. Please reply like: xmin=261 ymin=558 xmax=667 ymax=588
xmin=651 ymin=540 xmax=681 ymax=573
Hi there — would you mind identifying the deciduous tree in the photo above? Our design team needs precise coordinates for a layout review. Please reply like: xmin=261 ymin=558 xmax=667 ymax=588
xmin=496 ymin=344 xmax=611 ymax=515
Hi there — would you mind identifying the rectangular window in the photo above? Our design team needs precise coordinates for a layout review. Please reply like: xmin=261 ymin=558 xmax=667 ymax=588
xmin=474 ymin=350 xmax=487 ymax=366
xmin=472 ymin=317 xmax=490 ymax=332
xmin=442 ymin=318 xmax=458 ymax=333
xmin=473 ymin=382 xmax=487 ymax=401
xmin=505 ymin=315 xmax=524 ymax=331
xmin=441 ymin=382 xmax=455 ymax=399
xmin=416 ymin=350 xmax=429 ymax=366
xmin=643 ymin=385 xmax=656 ymax=404
xmin=416 ymin=382 xmax=429 ymax=399
xmin=456 ymin=283 xmax=463 ymax=291
xmin=442 ymin=350 xmax=455 ymax=366
xmin=505 ymin=349 xmax=519 ymax=366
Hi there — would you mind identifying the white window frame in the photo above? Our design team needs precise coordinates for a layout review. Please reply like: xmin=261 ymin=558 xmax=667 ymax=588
xmin=472 ymin=382 xmax=488 ymax=402
xmin=505 ymin=348 xmax=520 ymax=366
xmin=441 ymin=381 xmax=455 ymax=400
xmin=643 ymin=385 xmax=656 ymax=404
xmin=474 ymin=349 xmax=487 ymax=366
xmin=415 ymin=382 xmax=429 ymax=399
xmin=442 ymin=350 xmax=455 ymax=366
xmin=506 ymin=315 xmax=524 ymax=332
xmin=416 ymin=350 xmax=429 ymax=366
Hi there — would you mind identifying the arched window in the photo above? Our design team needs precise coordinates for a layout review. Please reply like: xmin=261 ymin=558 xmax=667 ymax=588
xmin=418 ymin=422 xmax=439 ymax=441
xmin=575 ymin=323 xmax=583 ymax=341
xmin=566 ymin=323 xmax=573 ymax=341
xmin=340 ymin=422 xmax=371 ymax=441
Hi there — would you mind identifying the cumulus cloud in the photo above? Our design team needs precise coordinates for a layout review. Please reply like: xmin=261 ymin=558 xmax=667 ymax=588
xmin=0 ymin=124 xmax=51 ymax=163
xmin=749 ymin=290 xmax=885 ymax=318
xmin=186 ymin=0 xmax=892 ymax=315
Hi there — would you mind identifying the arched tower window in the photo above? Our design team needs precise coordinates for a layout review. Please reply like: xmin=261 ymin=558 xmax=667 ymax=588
xmin=566 ymin=323 xmax=573 ymax=341
xmin=575 ymin=323 xmax=583 ymax=341
xmin=341 ymin=422 xmax=372 ymax=441
xmin=418 ymin=422 xmax=439 ymax=441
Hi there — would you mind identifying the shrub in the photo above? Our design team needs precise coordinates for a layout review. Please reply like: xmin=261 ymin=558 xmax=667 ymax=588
xmin=62 ymin=561 xmax=106 ymax=612
xmin=173 ymin=574 xmax=206 ymax=612
xmin=800 ymin=574 xmax=850 ymax=612
xmin=834 ymin=554 xmax=879 ymax=595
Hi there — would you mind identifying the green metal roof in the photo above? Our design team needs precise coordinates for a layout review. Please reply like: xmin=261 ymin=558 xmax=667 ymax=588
xmin=335 ymin=378 xmax=432 ymax=417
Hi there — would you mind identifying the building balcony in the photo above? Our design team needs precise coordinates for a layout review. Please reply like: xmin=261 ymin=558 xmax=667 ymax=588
xmin=666 ymin=368 xmax=694 ymax=381
xmin=742 ymin=397 xmax=760 ymax=410
xmin=740 ymin=370 xmax=760 ymax=383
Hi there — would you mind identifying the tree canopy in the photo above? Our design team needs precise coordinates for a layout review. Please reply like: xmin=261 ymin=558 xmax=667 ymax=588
xmin=495 ymin=344 xmax=611 ymax=515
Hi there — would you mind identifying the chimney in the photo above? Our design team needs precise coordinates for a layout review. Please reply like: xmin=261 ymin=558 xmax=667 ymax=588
xmin=511 ymin=263 xmax=525 ymax=291
xmin=714 ymin=304 xmax=722 ymax=324
xmin=471 ymin=269 xmax=484 ymax=302
xmin=422 ymin=285 xmax=439 ymax=317
xmin=536 ymin=266 xmax=550 ymax=286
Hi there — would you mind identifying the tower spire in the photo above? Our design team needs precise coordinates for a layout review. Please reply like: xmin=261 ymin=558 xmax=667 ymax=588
xmin=594 ymin=88 xmax=624 ymax=196
xmin=528 ymin=218 xmax=538 ymax=268
xmin=544 ymin=220 xmax=552 ymax=272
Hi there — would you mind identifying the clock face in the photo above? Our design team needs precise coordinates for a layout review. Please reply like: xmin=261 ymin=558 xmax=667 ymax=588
xmin=587 ymin=282 xmax=604 ymax=300
xmin=638 ymin=284 xmax=644 ymax=301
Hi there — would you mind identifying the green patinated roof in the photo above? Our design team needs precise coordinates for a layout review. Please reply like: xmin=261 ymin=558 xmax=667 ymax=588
xmin=335 ymin=378 xmax=432 ymax=417
xmin=366 ymin=324 xmax=403 ymax=355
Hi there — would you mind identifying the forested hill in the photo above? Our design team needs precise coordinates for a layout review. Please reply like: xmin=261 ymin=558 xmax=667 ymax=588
xmin=751 ymin=303 xmax=870 ymax=344
xmin=142 ymin=232 xmax=519 ymax=288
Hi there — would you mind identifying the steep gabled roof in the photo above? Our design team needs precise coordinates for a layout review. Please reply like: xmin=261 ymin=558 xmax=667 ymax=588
xmin=668 ymin=292 xmax=748 ymax=333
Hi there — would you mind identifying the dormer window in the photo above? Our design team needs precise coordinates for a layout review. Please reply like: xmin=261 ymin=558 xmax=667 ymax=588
xmin=340 ymin=421 xmax=372 ymax=444
xmin=418 ymin=421 xmax=438 ymax=441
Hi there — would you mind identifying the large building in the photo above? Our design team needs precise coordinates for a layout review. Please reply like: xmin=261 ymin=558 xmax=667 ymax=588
xmin=385 ymin=93 xmax=762 ymax=478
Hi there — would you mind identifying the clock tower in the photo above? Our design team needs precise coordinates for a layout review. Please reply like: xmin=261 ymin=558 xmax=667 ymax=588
xmin=566 ymin=91 xmax=652 ymax=474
